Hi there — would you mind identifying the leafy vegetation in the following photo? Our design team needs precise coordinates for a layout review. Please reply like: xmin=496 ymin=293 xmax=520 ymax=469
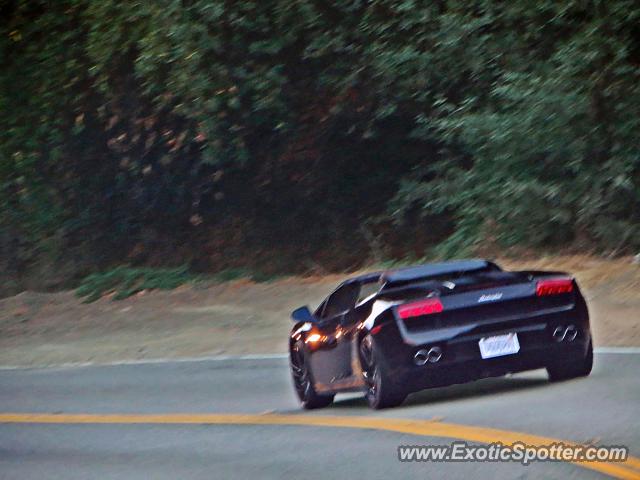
xmin=76 ymin=266 xmax=197 ymax=302
xmin=1 ymin=0 xmax=639 ymax=295
xmin=75 ymin=266 xmax=282 ymax=302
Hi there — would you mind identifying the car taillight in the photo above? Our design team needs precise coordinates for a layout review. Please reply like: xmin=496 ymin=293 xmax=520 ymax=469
xmin=398 ymin=298 xmax=443 ymax=319
xmin=536 ymin=278 xmax=574 ymax=296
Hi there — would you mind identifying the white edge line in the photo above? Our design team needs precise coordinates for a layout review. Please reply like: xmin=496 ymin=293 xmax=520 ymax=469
xmin=0 ymin=353 xmax=289 ymax=371
xmin=0 ymin=348 xmax=638 ymax=371
xmin=594 ymin=347 xmax=640 ymax=354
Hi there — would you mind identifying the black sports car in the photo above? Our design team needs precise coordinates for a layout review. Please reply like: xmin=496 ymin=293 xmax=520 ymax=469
xmin=289 ymin=259 xmax=593 ymax=409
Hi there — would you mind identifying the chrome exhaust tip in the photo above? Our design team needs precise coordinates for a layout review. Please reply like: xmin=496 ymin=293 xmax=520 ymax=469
xmin=565 ymin=325 xmax=578 ymax=342
xmin=427 ymin=346 xmax=443 ymax=363
xmin=552 ymin=326 xmax=565 ymax=342
xmin=414 ymin=349 xmax=429 ymax=366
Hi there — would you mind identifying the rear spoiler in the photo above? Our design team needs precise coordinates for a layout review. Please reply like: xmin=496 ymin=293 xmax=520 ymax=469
xmin=381 ymin=259 xmax=500 ymax=288
xmin=377 ymin=280 xmax=444 ymax=299
xmin=513 ymin=270 xmax=570 ymax=279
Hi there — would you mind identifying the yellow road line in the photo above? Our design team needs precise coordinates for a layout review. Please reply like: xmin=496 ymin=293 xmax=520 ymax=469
xmin=1 ymin=413 xmax=638 ymax=479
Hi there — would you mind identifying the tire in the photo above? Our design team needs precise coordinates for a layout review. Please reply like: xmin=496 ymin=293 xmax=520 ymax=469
xmin=290 ymin=340 xmax=334 ymax=409
xmin=359 ymin=335 xmax=407 ymax=409
xmin=547 ymin=339 xmax=593 ymax=382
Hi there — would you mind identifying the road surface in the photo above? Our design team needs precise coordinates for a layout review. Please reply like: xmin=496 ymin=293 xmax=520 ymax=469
xmin=1 ymin=352 xmax=639 ymax=479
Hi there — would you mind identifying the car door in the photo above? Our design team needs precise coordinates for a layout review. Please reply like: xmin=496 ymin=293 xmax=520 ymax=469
xmin=308 ymin=283 xmax=360 ymax=387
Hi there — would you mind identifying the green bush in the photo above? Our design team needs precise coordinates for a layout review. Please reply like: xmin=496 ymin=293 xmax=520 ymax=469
xmin=75 ymin=265 xmax=283 ymax=302
xmin=76 ymin=266 xmax=197 ymax=302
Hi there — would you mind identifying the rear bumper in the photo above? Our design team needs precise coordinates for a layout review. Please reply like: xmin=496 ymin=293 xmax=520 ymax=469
xmin=404 ymin=337 xmax=589 ymax=392
xmin=378 ymin=307 xmax=591 ymax=392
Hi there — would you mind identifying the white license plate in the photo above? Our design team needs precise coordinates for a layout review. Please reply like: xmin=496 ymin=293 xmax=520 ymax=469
xmin=479 ymin=333 xmax=520 ymax=359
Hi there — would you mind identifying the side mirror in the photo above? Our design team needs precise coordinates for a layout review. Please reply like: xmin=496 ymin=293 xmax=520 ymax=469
xmin=291 ymin=305 xmax=315 ymax=323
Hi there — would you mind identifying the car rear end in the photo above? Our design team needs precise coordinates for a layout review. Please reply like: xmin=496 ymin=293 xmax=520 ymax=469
xmin=374 ymin=269 xmax=591 ymax=392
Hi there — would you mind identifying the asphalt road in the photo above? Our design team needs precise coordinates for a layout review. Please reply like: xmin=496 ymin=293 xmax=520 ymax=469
xmin=1 ymin=352 xmax=639 ymax=479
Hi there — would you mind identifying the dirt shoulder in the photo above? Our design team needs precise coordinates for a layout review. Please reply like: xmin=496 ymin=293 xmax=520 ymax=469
xmin=0 ymin=255 xmax=638 ymax=367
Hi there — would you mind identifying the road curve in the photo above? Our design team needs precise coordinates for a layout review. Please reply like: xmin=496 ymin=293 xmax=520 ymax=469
xmin=0 ymin=352 xmax=638 ymax=479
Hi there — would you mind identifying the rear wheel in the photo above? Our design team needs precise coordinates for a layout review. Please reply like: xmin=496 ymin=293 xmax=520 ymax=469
xmin=359 ymin=335 xmax=407 ymax=409
xmin=547 ymin=339 xmax=593 ymax=382
xmin=290 ymin=340 xmax=334 ymax=409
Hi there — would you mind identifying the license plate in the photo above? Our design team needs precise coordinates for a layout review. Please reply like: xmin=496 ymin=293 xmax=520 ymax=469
xmin=479 ymin=333 xmax=520 ymax=359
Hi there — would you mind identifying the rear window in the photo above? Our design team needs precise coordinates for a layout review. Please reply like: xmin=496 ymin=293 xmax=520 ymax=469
xmin=357 ymin=282 xmax=380 ymax=303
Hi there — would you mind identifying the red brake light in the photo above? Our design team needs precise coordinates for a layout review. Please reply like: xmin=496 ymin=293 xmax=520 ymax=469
xmin=398 ymin=298 xmax=443 ymax=319
xmin=370 ymin=325 xmax=383 ymax=335
xmin=536 ymin=278 xmax=574 ymax=296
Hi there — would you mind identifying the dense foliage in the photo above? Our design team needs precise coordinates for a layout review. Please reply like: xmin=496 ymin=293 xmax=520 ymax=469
xmin=1 ymin=0 xmax=639 ymax=293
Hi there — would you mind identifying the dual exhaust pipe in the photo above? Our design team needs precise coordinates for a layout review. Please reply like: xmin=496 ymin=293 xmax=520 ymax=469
xmin=414 ymin=346 xmax=442 ymax=366
xmin=553 ymin=324 xmax=578 ymax=342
